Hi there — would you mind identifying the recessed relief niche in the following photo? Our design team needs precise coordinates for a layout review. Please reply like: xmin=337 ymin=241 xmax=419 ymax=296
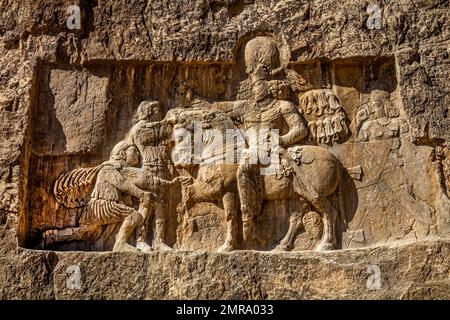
xmin=21 ymin=36 xmax=449 ymax=253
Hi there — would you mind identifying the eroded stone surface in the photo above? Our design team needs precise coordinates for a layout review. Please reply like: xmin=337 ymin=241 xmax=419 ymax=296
xmin=0 ymin=0 xmax=449 ymax=299
xmin=0 ymin=239 xmax=448 ymax=299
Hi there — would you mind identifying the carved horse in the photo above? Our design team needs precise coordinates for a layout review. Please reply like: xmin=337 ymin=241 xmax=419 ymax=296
xmin=171 ymin=110 xmax=348 ymax=253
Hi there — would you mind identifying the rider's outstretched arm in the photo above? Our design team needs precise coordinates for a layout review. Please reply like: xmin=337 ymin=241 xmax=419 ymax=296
xmin=211 ymin=101 xmax=247 ymax=122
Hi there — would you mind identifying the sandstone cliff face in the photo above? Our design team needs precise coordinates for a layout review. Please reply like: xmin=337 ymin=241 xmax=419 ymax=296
xmin=0 ymin=0 xmax=449 ymax=299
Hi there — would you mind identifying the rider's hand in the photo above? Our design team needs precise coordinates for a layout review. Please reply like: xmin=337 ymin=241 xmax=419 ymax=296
xmin=173 ymin=176 xmax=193 ymax=186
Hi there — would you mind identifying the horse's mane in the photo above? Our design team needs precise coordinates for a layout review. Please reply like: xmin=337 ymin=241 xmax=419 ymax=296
xmin=197 ymin=110 xmax=246 ymax=165
xmin=171 ymin=109 xmax=245 ymax=164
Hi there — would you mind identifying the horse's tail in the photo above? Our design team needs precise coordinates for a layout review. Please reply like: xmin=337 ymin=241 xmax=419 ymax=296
xmin=337 ymin=163 xmax=347 ymax=227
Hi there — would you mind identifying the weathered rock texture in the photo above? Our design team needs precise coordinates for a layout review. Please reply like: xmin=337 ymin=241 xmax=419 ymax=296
xmin=0 ymin=0 xmax=449 ymax=299
xmin=0 ymin=239 xmax=449 ymax=299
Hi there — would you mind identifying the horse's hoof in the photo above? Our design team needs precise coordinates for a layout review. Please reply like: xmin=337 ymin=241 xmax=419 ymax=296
xmin=217 ymin=243 xmax=233 ymax=253
xmin=315 ymin=242 xmax=335 ymax=251
xmin=113 ymin=242 xmax=140 ymax=253
xmin=136 ymin=241 xmax=152 ymax=253
xmin=272 ymin=244 xmax=290 ymax=252
xmin=153 ymin=242 xmax=173 ymax=252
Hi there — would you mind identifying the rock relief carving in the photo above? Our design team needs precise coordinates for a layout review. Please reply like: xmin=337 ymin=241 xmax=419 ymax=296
xmin=42 ymin=36 xmax=352 ymax=253
xmin=46 ymin=141 xmax=153 ymax=251
xmin=299 ymin=89 xmax=349 ymax=145
xmin=171 ymin=36 xmax=350 ymax=252
xmin=33 ymin=35 xmax=446 ymax=254
xmin=355 ymin=89 xmax=409 ymax=142
xmin=45 ymin=135 xmax=187 ymax=252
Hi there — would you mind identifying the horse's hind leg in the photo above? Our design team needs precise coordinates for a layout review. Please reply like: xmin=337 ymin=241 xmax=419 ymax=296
xmin=312 ymin=197 xmax=338 ymax=251
xmin=272 ymin=210 xmax=303 ymax=252
xmin=217 ymin=192 xmax=238 ymax=253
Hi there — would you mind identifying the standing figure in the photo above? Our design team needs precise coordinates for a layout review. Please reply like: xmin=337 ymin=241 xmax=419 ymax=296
xmin=127 ymin=100 xmax=179 ymax=251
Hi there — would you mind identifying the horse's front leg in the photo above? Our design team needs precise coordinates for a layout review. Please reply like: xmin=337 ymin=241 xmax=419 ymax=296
xmin=182 ymin=176 xmax=221 ymax=209
xmin=273 ymin=211 xmax=303 ymax=252
xmin=181 ymin=182 xmax=197 ymax=211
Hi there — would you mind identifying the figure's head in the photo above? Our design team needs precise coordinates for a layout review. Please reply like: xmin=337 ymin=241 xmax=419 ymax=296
xmin=135 ymin=100 xmax=162 ymax=122
xmin=244 ymin=37 xmax=281 ymax=79
xmin=370 ymin=90 xmax=389 ymax=118
xmin=110 ymin=141 xmax=140 ymax=167
xmin=176 ymin=79 xmax=197 ymax=108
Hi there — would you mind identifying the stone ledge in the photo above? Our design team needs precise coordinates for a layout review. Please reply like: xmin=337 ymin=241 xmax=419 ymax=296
xmin=0 ymin=238 xmax=448 ymax=299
